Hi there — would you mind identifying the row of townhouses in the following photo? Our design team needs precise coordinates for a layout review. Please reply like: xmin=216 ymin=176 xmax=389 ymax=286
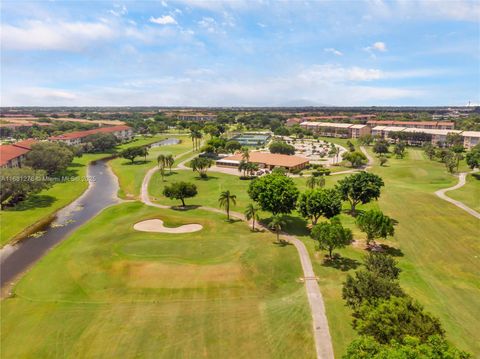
xmin=0 ymin=125 xmax=134 ymax=168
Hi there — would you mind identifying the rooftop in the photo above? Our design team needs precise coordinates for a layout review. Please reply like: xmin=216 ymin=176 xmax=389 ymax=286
xmin=49 ymin=125 xmax=131 ymax=141
xmin=221 ymin=151 xmax=309 ymax=168
xmin=0 ymin=144 xmax=30 ymax=166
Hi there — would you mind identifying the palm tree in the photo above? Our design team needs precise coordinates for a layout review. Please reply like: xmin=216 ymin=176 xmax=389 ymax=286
xmin=165 ymin=154 xmax=174 ymax=173
xmin=241 ymin=147 xmax=250 ymax=162
xmin=218 ymin=190 xmax=237 ymax=220
xmin=244 ymin=203 xmax=260 ymax=231
xmin=269 ymin=214 xmax=285 ymax=243
xmin=306 ymin=175 xmax=317 ymax=189
xmin=157 ymin=154 xmax=166 ymax=168
xmin=194 ymin=131 xmax=203 ymax=151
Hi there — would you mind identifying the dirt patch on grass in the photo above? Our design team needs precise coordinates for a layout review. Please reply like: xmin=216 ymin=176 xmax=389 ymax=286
xmin=116 ymin=261 xmax=244 ymax=288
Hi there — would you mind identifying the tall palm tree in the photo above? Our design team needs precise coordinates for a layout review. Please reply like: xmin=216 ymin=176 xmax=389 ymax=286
xmin=190 ymin=130 xmax=196 ymax=151
xmin=157 ymin=154 xmax=166 ymax=168
xmin=269 ymin=214 xmax=285 ymax=243
xmin=244 ymin=203 xmax=260 ymax=231
xmin=165 ymin=154 xmax=174 ymax=173
xmin=241 ymin=147 xmax=250 ymax=162
xmin=195 ymin=131 xmax=203 ymax=151
xmin=218 ymin=190 xmax=237 ymax=220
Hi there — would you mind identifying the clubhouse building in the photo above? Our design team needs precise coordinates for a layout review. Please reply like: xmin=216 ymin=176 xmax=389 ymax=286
xmin=216 ymin=152 xmax=309 ymax=172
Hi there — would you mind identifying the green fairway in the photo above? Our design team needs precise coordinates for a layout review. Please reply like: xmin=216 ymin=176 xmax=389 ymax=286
xmin=0 ymin=153 xmax=107 ymax=247
xmin=149 ymin=168 xmax=343 ymax=214
xmin=301 ymin=147 xmax=480 ymax=356
xmin=110 ymin=135 xmax=191 ymax=199
xmin=1 ymin=202 xmax=315 ymax=358
xmin=446 ymin=173 xmax=480 ymax=212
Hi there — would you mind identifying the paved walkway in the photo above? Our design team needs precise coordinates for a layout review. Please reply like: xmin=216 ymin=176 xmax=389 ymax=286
xmin=435 ymin=169 xmax=480 ymax=219
xmin=141 ymin=165 xmax=335 ymax=359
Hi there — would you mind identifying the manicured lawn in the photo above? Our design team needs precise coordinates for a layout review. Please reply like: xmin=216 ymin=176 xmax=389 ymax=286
xmin=149 ymin=168 xmax=343 ymax=214
xmin=110 ymin=135 xmax=191 ymax=199
xmin=446 ymin=173 xmax=480 ymax=212
xmin=1 ymin=202 xmax=315 ymax=358
xmin=0 ymin=153 xmax=108 ymax=247
xmin=311 ymin=147 xmax=480 ymax=356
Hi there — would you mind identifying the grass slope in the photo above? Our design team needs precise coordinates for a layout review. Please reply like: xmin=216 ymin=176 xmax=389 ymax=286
xmin=0 ymin=153 xmax=107 ymax=246
xmin=1 ymin=202 xmax=315 ymax=358
xmin=446 ymin=173 xmax=480 ymax=212
xmin=110 ymin=135 xmax=191 ymax=199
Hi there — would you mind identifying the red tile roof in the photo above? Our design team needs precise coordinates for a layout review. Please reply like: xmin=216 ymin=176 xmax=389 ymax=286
xmin=0 ymin=144 xmax=30 ymax=166
xmin=49 ymin=125 xmax=132 ymax=141
xmin=14 ymin=139 xmax=37 ymax=150
xmin=222 ymin=152 xmax=309 ymax=168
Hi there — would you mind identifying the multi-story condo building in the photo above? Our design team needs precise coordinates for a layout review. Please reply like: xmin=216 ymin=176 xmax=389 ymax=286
xmin=49 ymin=125 xmax=134 ymax=145
xmin=299 ymin=122 xmax=371 ymax=138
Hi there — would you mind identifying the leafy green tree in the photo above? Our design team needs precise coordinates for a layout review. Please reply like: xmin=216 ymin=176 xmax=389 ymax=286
xmin=225 ymin=140 xmax=242 ymax=153
xmin=356 ymin=209 xmax=395 ymax=245
xmin=379 ymin=155 xmax=388 ymax=166
xmin=393 ymin=141 xmax=406 ymax=158
xmin=191 ymin=157 xmax=213 ymax=178
xmin=343 ymin=335 xmax=471 ymax=359
xmin=342 ymin=270 xmax=405 ymax=310
xmin=298 ymin=188 xmax=342 ymax=225
xmin=0 ymin=167 xmax=51 ymax=207
xmin=248 ymin=172 xmax=299 ymax=215
xmin=83 ymin=133 xmax=117 ymax=152
xmin=346 ymin=140 xmax=355 ymax=152
xmin=268 ymin=214 xmax=285 ymax=242
xmin=269 ymin=141 xmax=295 ymax=155
xmin=218 ymin=190 xmax=237 ymax=220
xmin=311 ymin=217 xmax=353 ymax=258
xmin=244 ymin=203 xmax=260 ymax=231
xmin=163 ymin=181 xmax=197 ymax=207
xmin=358 ymin=134 xmax=374 ymax=146
xmin=354 ymin=296 xmax=444 ymax=344
xmin=373 ymin=139 xmax=389 ymax=155
xmin=336 ymin=172 xmax=384 ymax=215
xmin=465 ymin=146 xmax=480 ymax=169
xmin=423 ymin=143 xmax=436 ymax=160
xmin=343 ymin=151 xmax=367 ymax=168
xmin=120 ymin=146 xmax=145 ymax=164
xmin=25 ymin=142 xmax=75 ymax=175
xmin=363 ymin=252 xmax=401 ymax=280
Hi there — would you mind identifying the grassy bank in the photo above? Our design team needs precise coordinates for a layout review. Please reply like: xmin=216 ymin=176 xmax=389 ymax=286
xmin=1 ymin=202 xmax=315 ymax=358
xmin=0 ymin=153 xmax=108 ymax=247
xmin=446 ymin=172 xmax=480 ymax=212
xmin=110 ymin=135 xmax=191 ymax=199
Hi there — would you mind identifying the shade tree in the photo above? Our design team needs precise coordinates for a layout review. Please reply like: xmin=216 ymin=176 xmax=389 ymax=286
xmin=297 ymin=188 xmax=342 ymax=225
xmin=191 ymin=157 xmax=213 ymax=178
xmin=162 ymin=181 xmax=197 ymax=207
xmin=248 ymin=172 xmax=299 ymax=215
xmin=311 ymin=217 xmax=353 ymax=258
xmin=25 ymin=142 xmax=75 ymax=175
xmin=335 ymin=172 xmax=384 ymax=215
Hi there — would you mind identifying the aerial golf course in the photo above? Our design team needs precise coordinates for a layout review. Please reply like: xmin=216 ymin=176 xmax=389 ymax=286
xmin=1 ymin=138 xmax=479 ymax=358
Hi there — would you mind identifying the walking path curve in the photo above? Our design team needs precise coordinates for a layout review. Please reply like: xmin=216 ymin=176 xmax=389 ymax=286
xmin=141 ymin=165 xmax=335 ymax=359
xmin=434 ymin=169 xmax=480 ymax=219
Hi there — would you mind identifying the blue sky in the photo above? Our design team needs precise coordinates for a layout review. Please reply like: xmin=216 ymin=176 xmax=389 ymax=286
xmin=1 ymin=0 xmax=479 ymax=107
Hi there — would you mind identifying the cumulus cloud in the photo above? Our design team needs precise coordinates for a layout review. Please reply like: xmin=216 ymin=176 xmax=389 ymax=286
xmin=364 ymin=41 xmax=387 ymax=53
xmin=324 ymin=48 xmax=343 ymax=56
xmin=3 ymin=64 xmax=436 ymax=106
xmin=149 ymin=15 xmax=177 ymax=25
xmin=1 ymin=20 xmax=115 ymax=51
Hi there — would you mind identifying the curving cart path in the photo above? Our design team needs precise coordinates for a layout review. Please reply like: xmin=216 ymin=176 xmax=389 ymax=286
xmin=141 ymin=164 xmax=335 ymax=359
xmin=435 ymin=170 xmax=480 ymax=219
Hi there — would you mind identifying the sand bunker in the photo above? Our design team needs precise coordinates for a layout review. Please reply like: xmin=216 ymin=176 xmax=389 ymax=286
xmin=133 ymin=219 xmax=203 ymax=233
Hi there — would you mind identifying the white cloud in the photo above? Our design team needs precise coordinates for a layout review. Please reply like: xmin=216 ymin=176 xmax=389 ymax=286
xmin=3 ymin=64 xmax=438 ymax=106
xmin=198 ymin=17 xmax=220 ymax=33
xmin=257 ymin=22 xmax=267 ymax=28
xmin=324 ymin=48 xmax=343 ymax=56
xmin=109 ymin=5 xmax=128 ymax=17
xmin=364 ymin=41 xmax=387 ymax=53
xmin=149 ymin=15 xmax=177 ymax=25
xmin=1 ymin=20 xmax=115 ymax=51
